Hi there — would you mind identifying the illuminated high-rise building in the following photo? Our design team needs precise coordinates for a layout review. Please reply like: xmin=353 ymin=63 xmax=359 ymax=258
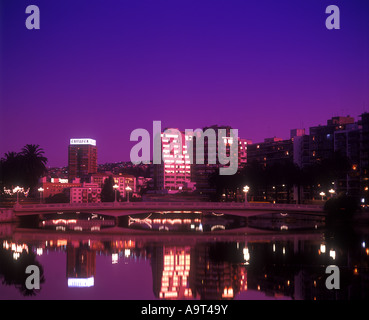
xmin=153 ymin=129 xmax=193 ymax=193
xmin=68 ymin=138 xmax=97 ymax=181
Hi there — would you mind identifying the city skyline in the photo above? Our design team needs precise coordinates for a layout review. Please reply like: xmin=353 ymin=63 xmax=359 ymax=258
xmin=1 ymin=112 xmax=367 ymax=169
xmin=1 ymin=0 xmax=369 ymax=167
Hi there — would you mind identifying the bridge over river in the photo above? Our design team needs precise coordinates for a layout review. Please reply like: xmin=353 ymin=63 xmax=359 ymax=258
xmin=11 ymin=201 xmax=324 ymax=219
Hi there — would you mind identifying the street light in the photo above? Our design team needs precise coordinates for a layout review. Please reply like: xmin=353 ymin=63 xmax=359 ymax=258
xmin=319 ymin=191 xmax=326 ymax=201
xmin=125 ymin=186 xmax=132 ymax=203
xmin=13 ymin=186 xmax=21 ymax=204
xmin=243 ymin=185 xmax=250 ymax=205
xmin=38 ymin=187 xmax=44 ymax=204
xmin=328 ymin=189 xmax=335 ymax=198
xmin=113 ymin=184 xmax=119 ymax=202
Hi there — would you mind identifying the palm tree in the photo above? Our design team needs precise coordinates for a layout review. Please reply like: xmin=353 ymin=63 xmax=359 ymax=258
xmin=3 ymin=151 xmax=18 ymax=162
xmin=20 ymin=144 xmax=48 ymax=191
xmin=0 ymin=151 xmax=22 ymax=188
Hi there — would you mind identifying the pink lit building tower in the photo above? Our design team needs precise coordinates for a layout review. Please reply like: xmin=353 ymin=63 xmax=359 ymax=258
xmin=156 ymin=129 xmax=194 ymax=193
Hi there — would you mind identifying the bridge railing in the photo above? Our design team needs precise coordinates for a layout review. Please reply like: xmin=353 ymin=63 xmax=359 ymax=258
xmin=13 ymin=201 xmax=323 ymax=212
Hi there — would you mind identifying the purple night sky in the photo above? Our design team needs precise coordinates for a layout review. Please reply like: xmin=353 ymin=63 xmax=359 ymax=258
xmin=1 ymin=0 xmax=369 ymax=167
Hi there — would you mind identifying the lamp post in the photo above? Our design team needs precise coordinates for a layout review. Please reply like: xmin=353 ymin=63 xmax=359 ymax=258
xmin=125 ymin=186 xmax=132 ymax=203
xmin=243 ymin=185 xmax=250 ymax=205
xmin=328 ymin=189 xmax=335 ymax=198
xmin=38 ymin=187 xmax=44 ymax=204
xmin=13 ymin=186 xmax=21 ymax=204
xmin=319 ymin=192 xmax=326 ymax=201
xmin=113 ymin=184 xmax=119 ymax=203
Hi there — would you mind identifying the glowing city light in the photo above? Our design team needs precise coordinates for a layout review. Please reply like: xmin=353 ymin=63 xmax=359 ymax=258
xmin=243 ymin=185 xmax=250 ymax=204
xmin=70 ymin=138 xmax=96 ymax=146
xmin=112 ymin=253 xmax=118 ymax=264
xmin=67 ymin=277 xmax=94 ymax=288
xmin=243 ymin=247 xmax=250 ymax=264
xmin=222 ymin=287 xmax=234 ymax=298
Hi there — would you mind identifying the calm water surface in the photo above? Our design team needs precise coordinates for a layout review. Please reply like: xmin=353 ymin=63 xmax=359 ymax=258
xmin=1 ymin=210 xmax=368 ymax=300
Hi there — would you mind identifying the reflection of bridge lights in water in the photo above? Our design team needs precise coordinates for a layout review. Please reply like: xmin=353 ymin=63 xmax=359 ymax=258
xmin=210 ymin=225 xmax=225 ymax=231
xmin=128 ymin=214 xmax=153 ymax=229
xmin=40 ymin=214 xmax=114 ymax=232
xmin=211 ymin=212 xmax=224 ymax=217
xmin=280 ymin=213 xmax=288 ymax=217
xmin=128 ymin=214 xmax=203 ymax=231
xmin=51 ymin=219 xmax=77 ymax=225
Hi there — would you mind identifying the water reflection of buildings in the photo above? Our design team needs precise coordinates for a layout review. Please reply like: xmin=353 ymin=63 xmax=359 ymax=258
xmin=151 ymin=246 xmax=193 ymax=299
xmin=246 ymin=241 xmax=295 ymax=298
xmin=246 ymin=240 xmax=369 ymax=300
xmin=151 ymin=243 xmax=248 ymax=300
xmin=149 ymin=238 xmax=369 ymax=300
xmin=2 ymin=225 xmax=369 ymax=299
xmin=193 ymin=243 xmax=247 ymax=299
xmin=67 ymin=243 xmax=96 ymax=287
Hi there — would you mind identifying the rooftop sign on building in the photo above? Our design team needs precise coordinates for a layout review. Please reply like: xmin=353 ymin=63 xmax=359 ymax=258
xmin=70 ymin=138 xmax=96 ymax=146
